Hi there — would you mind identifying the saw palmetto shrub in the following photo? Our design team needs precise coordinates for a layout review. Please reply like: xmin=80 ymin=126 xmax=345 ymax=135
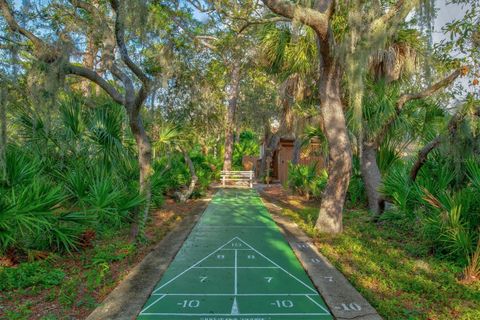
xmin=381 ymin=156 xmax=480 ymax=274
xmin=287 ymin=163 xmax=327 ymax=200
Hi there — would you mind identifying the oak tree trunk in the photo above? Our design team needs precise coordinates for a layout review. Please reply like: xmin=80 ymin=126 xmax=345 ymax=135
xmin=175 ymin=151 xmax=198 ymax=202
xmin=315 ymin=62 xmax=352 ymax=234
xmin=260 ymin=133 xmax=280 ymax=179
xmin=291 ymin=137 xmax=303 ymax=165
xmin=128 ymin=109 xmax=152 ymax=240
xmin=360 ymin=143 xmax=384 ymax=215
xmin=223 ymin=62 xmax=241 ymax=171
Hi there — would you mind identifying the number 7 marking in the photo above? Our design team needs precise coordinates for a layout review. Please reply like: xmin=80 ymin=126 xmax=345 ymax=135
xmin=265 ymin=277 xmax=273 ymax=283
xmin=200 ymin=276 xmax=208 ymax=282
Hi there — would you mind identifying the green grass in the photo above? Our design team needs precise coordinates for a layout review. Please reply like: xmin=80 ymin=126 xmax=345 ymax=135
xmin=281 ymin=207 xmax=480 ymax=320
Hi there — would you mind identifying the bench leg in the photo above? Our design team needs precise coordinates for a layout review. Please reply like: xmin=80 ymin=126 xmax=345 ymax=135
xmin=222 ymin=176 xmax=225 ymax=187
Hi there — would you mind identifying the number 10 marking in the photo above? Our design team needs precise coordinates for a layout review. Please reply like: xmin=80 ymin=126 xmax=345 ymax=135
xmin=179 ymin=300 xmax=200 ymax=308
xmin=336 ymin=302 xmax=362 ymax=311
xmin=272 ymin=300 xmax=294 ymax=308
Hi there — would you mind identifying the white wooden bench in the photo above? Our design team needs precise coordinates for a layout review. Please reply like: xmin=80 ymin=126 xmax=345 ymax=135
xmin=220 ymin=171 xmax=254 ymax=188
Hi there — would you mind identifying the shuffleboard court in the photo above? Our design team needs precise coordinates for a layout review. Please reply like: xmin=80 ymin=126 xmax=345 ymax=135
xmin=138 ymin=189 xmax=333 ymax=320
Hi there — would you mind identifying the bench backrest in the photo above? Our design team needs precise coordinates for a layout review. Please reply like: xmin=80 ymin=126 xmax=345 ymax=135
xmin=220 ymin=170 xmax=254 ymax=188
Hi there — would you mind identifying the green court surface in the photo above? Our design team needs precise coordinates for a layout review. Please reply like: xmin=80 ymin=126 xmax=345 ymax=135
xmin=138 ymin=189 xmax=333 ymax=320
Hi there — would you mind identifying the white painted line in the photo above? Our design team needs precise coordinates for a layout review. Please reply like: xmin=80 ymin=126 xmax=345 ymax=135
xmin=231 ymin=296 xmax=239 ymax=315
xmin=192 ymin=266 xmax=279 ymax=269
xmin=234 ymin=237 xmax=317 ymax=293
xmin=305 ymin=295 xmax=331 ymax=315
xmin=140 ymin=313 xmax=330 ymax=316
xmin=139 ymin=294 xmax=166 ymax=314
xmin=198 ymin=226 xmax=272 ymax=228
xmin=234 ymin=249 xmax=238 ymax=295
xmin=152 ymin=238 xmax=239 ymax=294
xmin=152 ymin=293 xmax=318 ymax=296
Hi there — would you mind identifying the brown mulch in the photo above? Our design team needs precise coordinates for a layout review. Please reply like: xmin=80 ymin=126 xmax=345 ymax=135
xmin=259 ymin=184 xmax=320 ymax=211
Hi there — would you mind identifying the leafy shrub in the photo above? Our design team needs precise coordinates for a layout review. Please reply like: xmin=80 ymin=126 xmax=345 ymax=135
xmin=1 ymin=98 xmax=143 ymax=255
xmin=287 ymin=163 xmax=327 ymax=199
xmin=190 ymin=151 xmax=219 ymax=195
xmin=2 ymin=145 xmax=43 ymax=188
xmin=81 ymin=171 xmax=144 ymax=227
xmin=380 ymin=163 xmax=422 ymax=219
xmin=152 ymin=154 xmax=189 ymax=193
xmin=377 ymin=139 xmax=402 ymax=174
xmin=0 ymin=261 xmax=65 ymax=290
xmin=0 ymin=174 xmax=91 ymax=253
xmin=347 ymin=156 xmax=366 ymax=207
xmin=232 ymin=130 xmax=259 ymax=169
xmin=381 ymin=156 xmax=480 ymax=267
xmin=152 ymin=150 xmax=219 ymax=200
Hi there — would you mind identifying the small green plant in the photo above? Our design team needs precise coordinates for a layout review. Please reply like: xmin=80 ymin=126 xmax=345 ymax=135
xmin=58 ymin=276 xmax=81 ymax=307
xmin=4 ymin=302 xmax=33 ymax=320
xmin=345 ymin=156 xmax=366 ymax=207
xmin=86 ymin=262 xmax=110 ymax=291
xmin=0 ymin=262 xmax=65 ymax=290
xmin=89 ymin=242 xmax=136 ymax=266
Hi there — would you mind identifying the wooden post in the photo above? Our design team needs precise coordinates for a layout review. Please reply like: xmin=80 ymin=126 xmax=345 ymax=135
xmin=222 ymin=174 xmax=225 ymax=187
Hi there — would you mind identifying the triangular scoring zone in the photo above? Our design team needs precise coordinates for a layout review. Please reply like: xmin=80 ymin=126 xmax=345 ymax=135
xmin=152 ymin=236 xmax=317 ymax=295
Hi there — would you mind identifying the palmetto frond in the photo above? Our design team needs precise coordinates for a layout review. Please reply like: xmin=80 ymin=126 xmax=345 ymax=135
xmin=86 ymin=103 xmax=128 ymax=164
xmin=259 ymin=22 xmax=317 ymax=80
xmin=153 ymin=124 xmax=185 ymax=155
xmin=58 ymin=97 xmax=85 ymax=140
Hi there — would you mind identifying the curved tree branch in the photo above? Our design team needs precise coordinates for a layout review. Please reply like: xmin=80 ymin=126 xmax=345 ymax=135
xmin=134 ymin=84 xmax=149 ymax=111
xmin=0 ymin=0 xmax=59 ymax=59
xmin=109 ymin=0 xmax=150 ymax=86
xmin=410 ymin=105 xmax=480 ymax=180
xmin=0 ymin=0 xmax=40 ymax=47
xmin=260 ymin=0 xmax=329 ymax=37
xmin=237 ymin=16 xmax=291 ymax=34
xmin=409 ymin=135 xmax=441 ymax=181
xmin=397 ymin=69 xmax=461 ymax=109
xmin=372 ymin=69 xmax=462 ymax=147
xmin=370 ymin=0 xmax=411 ymax=30
xmin=66 ymin=64 xmax=124 ymax=105
xmin=0 ymin=0 xmax=129 ymax=106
